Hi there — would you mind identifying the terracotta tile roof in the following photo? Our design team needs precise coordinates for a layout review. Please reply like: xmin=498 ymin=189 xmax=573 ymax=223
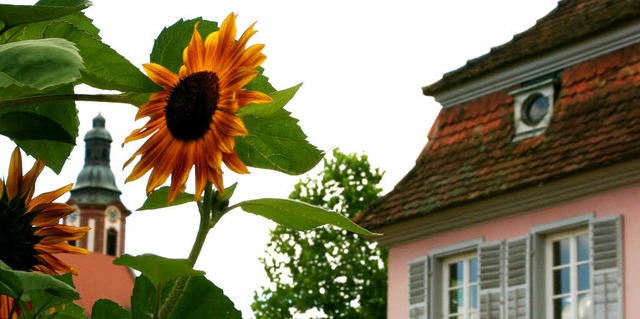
xmin=59 ymin=252 xmax=134 ymax=316
xmin=356 ymin=0 xmax=640 ymax=230
xmin=423 ymin=0 xmax=640 ymax=96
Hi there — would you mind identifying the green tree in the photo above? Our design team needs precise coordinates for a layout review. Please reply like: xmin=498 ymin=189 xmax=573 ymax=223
xmin=252 ymin=149 xmax=387 ymax=319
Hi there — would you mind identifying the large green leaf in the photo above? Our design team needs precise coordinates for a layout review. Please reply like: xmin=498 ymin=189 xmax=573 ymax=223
xmin=137 ymin=186 xmax=195 ymax=211
xmin=0 ymin=112 xmax=75 ymax=144
xmin=165 ymin=276 xmax=241 ymax=319
xmin=238 ymin=198 xmax=378 ymax=236
xmin=0 ymin=0 xmax=89 ymax=29
xmin=113 ymin=254 xmax=205 ymax=289
xmin=92 ymin=299 xmax=132 ymax=319
xmin=1 ymin=13 xmax=158 ymax=93
xmin=0 ymin=261 xmax=79 ymax=300
xmin=150 ymin=18 xmax=218 ymax=74
xmin=0 ymin=38 xmax=83 ymax=95
xmin=236 ymin=107 xmax=323 ymax=175
xmin=4 ymin=85 xmax=78 ymax=174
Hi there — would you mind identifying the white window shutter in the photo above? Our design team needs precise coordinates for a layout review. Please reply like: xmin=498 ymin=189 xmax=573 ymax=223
xmin=506 ymin=237 xmax=529 ymax=319
xmin=479 ymin=241 xmax=504 ymax=319
xmin=408 ymin=257 xmax=429 ymax=319
xmin=591 ymin=216 xmax=623 ymax=319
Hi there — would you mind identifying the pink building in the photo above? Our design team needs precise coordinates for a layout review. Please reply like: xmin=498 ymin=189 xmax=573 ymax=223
xmin=356 ymin=1 xmax=640 ymax=318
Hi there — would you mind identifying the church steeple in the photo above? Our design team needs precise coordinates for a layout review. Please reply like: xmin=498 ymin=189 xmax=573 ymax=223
xmin=65 ymin=114 xmax=130 ymax=257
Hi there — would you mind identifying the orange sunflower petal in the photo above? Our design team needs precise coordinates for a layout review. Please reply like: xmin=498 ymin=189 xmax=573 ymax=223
xmin=236 ymin=90 xmax=273 ymax=108
xmin=143 ymin=63 xmax=179 ymax=90
xmin=31 ymin=203 xmax=75 ymax=226
xmin=6 ymin=147 xmax=23 ymax=199
xmin=223 ymin=151 xmax=249 ymax=174
xmin=35 ymin=242 xmax=88 ymax=255
xmin=183 ymin=22 xmax=205 ymax=72
xmin=35 ymin=253 xmax=79 ymax=276
xmin=35 ymin=225 xmax=90 ymax=245
xmin=21 ymin=158 xmax=45 ymax=202
xmin=28 ymin=184 xmax=72 ymax=210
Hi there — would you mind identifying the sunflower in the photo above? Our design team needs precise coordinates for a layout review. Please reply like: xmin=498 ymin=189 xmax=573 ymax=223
xmin=124 ymin=13 xmax=272 ymax=204
xmin=0 ymin=148 xmax=89 ymax=317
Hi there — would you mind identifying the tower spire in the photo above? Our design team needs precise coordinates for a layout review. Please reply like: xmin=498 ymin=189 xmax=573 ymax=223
xmin=65 ymin=114 xmax=130 ymax=256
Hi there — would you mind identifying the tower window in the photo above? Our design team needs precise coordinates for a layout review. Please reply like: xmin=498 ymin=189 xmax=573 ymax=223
xmin=106 ymin=229 xmax=118 ymax=256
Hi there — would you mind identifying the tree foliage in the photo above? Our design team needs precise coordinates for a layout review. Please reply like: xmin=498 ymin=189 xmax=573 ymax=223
xmin=252 ymin=149 xmax=387 ymax=319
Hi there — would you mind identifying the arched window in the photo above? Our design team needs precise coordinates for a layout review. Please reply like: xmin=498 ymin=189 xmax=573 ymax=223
xmin=106 ymin=229 xmax=118 ymax=256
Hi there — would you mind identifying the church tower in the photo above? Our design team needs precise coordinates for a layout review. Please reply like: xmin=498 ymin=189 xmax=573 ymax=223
xmin=65 ymin=114 xmax=130 ymax=257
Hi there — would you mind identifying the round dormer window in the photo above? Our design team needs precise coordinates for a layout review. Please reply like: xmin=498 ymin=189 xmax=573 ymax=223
xmin=521 ymin=93 xmax=549 ymax=125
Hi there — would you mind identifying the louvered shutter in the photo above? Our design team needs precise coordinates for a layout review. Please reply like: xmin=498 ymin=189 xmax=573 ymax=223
xmin=409 ymin=257 xmax=429 ymax=319
xmin=506 ymin=237 xmax=529 ymax=319
xmin=479 ymin=241 xmax=504 ymax=319
xmin=591 ymin=216 xmax=622 ymax=319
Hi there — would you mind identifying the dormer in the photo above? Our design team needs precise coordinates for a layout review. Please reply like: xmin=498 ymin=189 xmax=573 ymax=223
xmin=510 ymin=77 xmax=556 ymax=141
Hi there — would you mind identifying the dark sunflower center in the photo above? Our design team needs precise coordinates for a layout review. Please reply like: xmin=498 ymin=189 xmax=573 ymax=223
xmin=166 ymin=71 xmax=220 ymax=141
xmin=0 ymin=195 xmax=42 ymax=271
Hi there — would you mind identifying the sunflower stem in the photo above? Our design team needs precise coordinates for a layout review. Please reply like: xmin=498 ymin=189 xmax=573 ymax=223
xmin=0 ymin=93 xmax=136 ymax=109
xmin=159 ymin=183 xmax=218 ymax=319
xmin=188 ymin=182 xmax=214 ymax=265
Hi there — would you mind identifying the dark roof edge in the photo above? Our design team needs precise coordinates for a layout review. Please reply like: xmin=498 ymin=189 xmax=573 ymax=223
xmin=423 ymin=21 xmax=640 ymax=107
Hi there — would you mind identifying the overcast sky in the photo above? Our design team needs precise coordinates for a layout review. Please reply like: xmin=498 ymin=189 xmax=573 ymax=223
xmin=1 ymin=1 xmax=559 ymax=317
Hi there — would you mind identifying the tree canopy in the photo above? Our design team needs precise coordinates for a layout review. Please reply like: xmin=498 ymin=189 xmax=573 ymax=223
xmin=252 ymin=148 xmax=387 ymax=319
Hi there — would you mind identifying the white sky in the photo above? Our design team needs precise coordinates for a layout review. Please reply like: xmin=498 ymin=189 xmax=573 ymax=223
xmin=1 ymin=0 xmax=559 ymax=317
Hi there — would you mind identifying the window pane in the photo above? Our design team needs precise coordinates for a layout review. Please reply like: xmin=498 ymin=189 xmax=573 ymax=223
xmin=469 ymin=258 xmax=478 ymax=283
xmin=578 ymin=293 xmax=592 ymax=319
xmin=449 ymin=262 xmax=464 ymax=287
xmin=577 ymin=234 xmax=589 ymax=261
xmin=553 ymin=268 xmax=571 ymax=295
xmin=470 ymin=285 xmax=478 ymax=311
xmin=553 ymin=239 xmax=570 ymax=266
xmin=449 ymin=288 xmax=463 ymax=314
xmin=554 ymin=297 xmax=572 ymax=319
xmin=578 ymin=264 xmax=590 ymax=291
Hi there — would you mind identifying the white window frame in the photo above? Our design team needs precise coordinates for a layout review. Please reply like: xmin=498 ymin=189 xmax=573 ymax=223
xmin=510 ymin=78 xmax=555 ymax=141
xmin=544 ymin=228 xmax=591 ymax=319
xmin=441 ymin=253 xmax=479 ymax=319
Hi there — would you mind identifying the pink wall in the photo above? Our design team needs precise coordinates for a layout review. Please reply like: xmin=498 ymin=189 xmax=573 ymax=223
xmin=388 ymin=185 xmax=640 ymax=318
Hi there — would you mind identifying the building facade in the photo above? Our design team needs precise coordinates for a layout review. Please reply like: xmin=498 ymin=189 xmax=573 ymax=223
xmin=356 ymin=1 xmax=640 ymax=318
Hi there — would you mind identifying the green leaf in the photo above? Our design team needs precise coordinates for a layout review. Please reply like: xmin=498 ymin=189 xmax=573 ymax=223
xmin=243 ymin=66 xmax=276 ymax=94
xmin=0 ymin=261 xmax=79 ymax=300
xmin=150 ymin=18 xmax=218 ymax=74
xmin=236 ymin=108 xmax=323 ymax=175
xmin=137 ymin=186 xmax=195 ymax=211
xmin=5 ymin=85 xmax=79 ymax=174
xmin=28 ymin=273 xmax=86 ymax=318
xmin=238 ymin=198 xmax=378 ymax=236
xmin=52 ymin=301 xmax=87 ymax=319
xmin=113 ymin=254 xmax=205 ymax=289
xmin=0 ymin=112 xmax=75 ymax=144
xmin=215 ymin=183 xmax=237 ymax=202
xmin=165 ymin=276 xmax=241 ymax=319
xmin=0 ymin=38 xmax=83 ymax=94
xmin=0 ymin=0 xmax=89 ymax=29
xmin=92 ymin=299 xmax=132 ymax=319
xmin=238 ymin=83 xmax=302 ymax=118
xmin=1 ymin=13 xmax=159 ymax=93
xmin=131 ymin=275 xmax=155 ymax=319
